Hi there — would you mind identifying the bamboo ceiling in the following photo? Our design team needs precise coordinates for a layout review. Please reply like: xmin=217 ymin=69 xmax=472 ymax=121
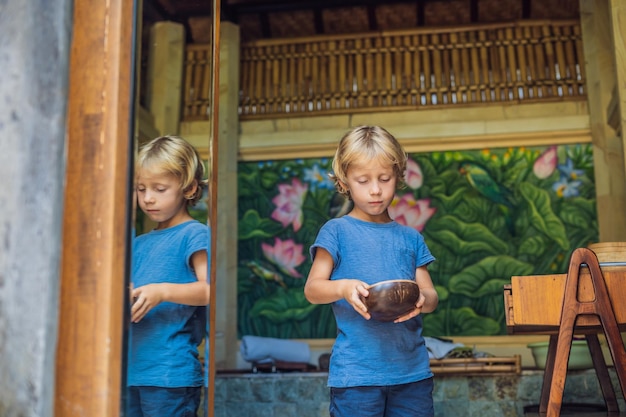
xmin=147 ymin=0 xmax=580 ymax=43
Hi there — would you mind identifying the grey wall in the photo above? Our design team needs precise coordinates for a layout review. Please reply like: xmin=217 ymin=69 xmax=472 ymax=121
xmin=0 ymin=1 xmax=72 ymax=416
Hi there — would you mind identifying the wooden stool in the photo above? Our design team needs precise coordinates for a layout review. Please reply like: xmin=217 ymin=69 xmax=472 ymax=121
xmin=540 ymin=248 xmax=626 ymax=416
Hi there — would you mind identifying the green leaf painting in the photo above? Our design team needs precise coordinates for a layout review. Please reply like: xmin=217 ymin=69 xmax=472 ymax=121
xmin=237 ymin=144 xmax=598 ymax=338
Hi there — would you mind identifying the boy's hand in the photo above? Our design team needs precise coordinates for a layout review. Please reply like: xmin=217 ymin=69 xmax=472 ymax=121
xmin=342 ymin=279 xmax=371 ymax=320
xmin=130 ymin=284 xmax=164 ymax=323
xmin=394 ymin=292 xmax=425 ymax=323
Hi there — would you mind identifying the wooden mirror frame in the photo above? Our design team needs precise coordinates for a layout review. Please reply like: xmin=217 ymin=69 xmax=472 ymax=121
xmin=208 ymin=0 xmax=221 ymax=413
xmin=55 ymin=0 xmax=220 ymax=415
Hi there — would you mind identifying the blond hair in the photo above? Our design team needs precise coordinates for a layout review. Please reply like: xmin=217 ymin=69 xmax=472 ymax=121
xmin=330 ymin=126 xmax=407 ymax=196
xmin=136 ymin=135 xmax=207 ymax=206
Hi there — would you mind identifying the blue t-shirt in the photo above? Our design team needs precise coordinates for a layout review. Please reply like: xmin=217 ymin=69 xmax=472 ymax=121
xmin=310 ymin=215 xmax=435 ymax=388
xmin=127 ymin=220 xmax=209 ymax=388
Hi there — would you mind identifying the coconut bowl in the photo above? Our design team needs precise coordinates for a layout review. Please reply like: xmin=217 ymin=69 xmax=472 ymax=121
xmin=360 ymin=279 xmax=421 ymax=322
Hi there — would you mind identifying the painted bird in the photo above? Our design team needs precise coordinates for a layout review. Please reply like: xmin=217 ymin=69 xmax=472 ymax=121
xmin=459 ymin=162 xmax=515 ymax=233
xmin=459 ymin=162 xmax=513 ymax=207
xmin=245 ymin=261 xmax=287 ymax=288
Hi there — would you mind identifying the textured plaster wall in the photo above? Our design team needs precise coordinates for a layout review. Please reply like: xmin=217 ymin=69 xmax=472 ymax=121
xmin=0 ymin=1 xmax=71 ymax=416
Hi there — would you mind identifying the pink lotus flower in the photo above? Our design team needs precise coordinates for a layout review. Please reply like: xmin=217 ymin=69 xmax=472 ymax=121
xmin=388 ymin=194 xmax=437 ymax=232
xmin=404 ymin=158 xmax=424 ymax=189
xmin=533 ymin=146 xmax=558 ymax=179
xmin=261 ymin=237 xmax=306 ymax=278
xmin=271 ymin=178 xmax=308 ymax=232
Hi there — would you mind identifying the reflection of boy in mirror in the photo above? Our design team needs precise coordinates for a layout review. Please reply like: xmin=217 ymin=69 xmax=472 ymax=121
xmin=304 ymin=126 xmax=438 ymax=417
xmin=127 ymin=135 xmax=210 ymax=417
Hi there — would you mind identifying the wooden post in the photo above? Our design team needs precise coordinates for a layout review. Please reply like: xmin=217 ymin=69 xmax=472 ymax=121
xmin=211 ymin=22 xmax=241 ymax=372
xmin=610 ymin=0 xmax=626 ymax=168
xmin=147 ymin=21 xmax=185 ymax=136
xmin=55 ymin=0 xmax=135 ymax=415
xmin=208 ymin=1 xmax=221 ymax=415
xmin=580 ymin=0 xmax=626 ymax=241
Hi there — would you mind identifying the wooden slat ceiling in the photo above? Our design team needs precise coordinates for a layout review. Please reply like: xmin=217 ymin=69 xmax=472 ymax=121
xmin=146 ymin=0 xmax=580 ymax=43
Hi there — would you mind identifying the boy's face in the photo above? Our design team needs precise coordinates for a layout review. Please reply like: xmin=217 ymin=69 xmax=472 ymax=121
xmin=135 ymin=167 xmax=187 ymax=229
xmin=342 ymin=157 xmax=397 ymax=223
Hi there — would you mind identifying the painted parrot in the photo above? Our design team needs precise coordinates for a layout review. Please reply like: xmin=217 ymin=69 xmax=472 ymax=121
xmin=459 ymin=162 xmax=514 ymax=233
xmin=459 ymin=162 xmax=513 ymax=207
xmin=245 ymin=261 xmax=287 ymax=288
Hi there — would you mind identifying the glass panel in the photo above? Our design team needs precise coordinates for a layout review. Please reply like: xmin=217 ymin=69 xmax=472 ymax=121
xmin=123 ymin=0 xmax=217 ymax=416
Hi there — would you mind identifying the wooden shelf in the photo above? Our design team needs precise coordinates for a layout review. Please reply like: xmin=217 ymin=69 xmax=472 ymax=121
xmin=429 ymin=355 xmax=521 ymax=376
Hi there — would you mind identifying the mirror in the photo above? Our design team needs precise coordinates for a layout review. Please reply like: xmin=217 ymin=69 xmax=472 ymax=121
xmin=124 ymin=0 xmax=219 ymax=415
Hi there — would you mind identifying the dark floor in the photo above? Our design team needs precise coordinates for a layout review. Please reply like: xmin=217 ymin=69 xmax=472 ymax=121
xmin=524 ymin=411 xmax=626 ymax=417
xmin=523 ymin=402 xmax=626 ymax=416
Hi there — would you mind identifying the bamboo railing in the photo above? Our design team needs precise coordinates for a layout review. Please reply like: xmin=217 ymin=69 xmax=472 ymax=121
xmin=183 ymin=44 xmax=214 ymax=120
xmin=182 ymin=20 xmax=585 ymax=121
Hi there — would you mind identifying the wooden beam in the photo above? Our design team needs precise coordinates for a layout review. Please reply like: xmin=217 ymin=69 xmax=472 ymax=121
xmin=469 ymin=0 xmax=478 ymax=22
xmin=225 ymin=0 xmax=450 ymax=16
xmin=238 ymin=129 xmax=592 ymax=161
xmin=207 ymin=0 xmax=221 ymax=415
xmin=313 ymin=8 xmax=325 ymax=35
xmin=143 ymin=0 xmax=170 ymax=22
xmin=55 ymin=0 xmax=135 ymax=415
xmin=522 ymin=0 xmax=531 ymax=19
xmin=260 ymin=11 xmax=271 ymax=39
xmin=366 ymin=5 xmax=378 ymax=32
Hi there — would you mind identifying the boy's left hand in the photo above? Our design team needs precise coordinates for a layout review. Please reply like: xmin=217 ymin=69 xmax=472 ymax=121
xmin=393 ymin=292 xmax=425 ymax=323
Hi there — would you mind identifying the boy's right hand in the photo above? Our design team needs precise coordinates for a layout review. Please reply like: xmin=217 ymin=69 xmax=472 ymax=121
xmin=342 ymin=279 xmax=371 ymax=320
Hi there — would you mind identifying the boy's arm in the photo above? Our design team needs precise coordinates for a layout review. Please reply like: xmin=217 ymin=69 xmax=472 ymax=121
xmin=415 ymin=265 xmax=438 ymax=313
xmin=304 ymin=247 xmax=371 ymax=319
xmin=394 ymin=265 xmax=438 ymax=323
xmin=130 ymin=249 xmax=210 ymax=323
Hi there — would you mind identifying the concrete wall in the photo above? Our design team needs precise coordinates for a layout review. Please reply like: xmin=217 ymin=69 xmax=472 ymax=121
xmin=0 ymin=1 xmax=71 ymax=416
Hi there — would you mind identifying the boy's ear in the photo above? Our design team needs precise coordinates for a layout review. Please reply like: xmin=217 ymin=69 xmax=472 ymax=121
xmin=184 ymin=180 xmax=198 ymax=200
xmin=338 ymin=180 xmax=349 ymax=194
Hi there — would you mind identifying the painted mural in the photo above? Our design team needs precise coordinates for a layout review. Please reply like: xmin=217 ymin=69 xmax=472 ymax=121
xmin=237 ymin=143 xmax=597 ymax=339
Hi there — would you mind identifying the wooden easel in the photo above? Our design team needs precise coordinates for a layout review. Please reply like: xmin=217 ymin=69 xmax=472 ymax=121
xmin=540 ymin=248 xmax=626 ymax=416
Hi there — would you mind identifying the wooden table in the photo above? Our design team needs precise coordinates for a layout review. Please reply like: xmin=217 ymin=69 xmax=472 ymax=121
xmin=504 ymin=247 xmax=626 ymax=417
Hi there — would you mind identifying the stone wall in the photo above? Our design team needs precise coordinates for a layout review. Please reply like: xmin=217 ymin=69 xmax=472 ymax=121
xmin=214 ymin=370 xmax=624 ymax=417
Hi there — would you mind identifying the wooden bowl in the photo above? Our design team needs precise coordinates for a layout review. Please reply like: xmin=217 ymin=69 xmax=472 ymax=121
xmin=588 ymin=242 xmax=626 ymax=263
xmin=360 ymin=279 xmax=420 ymax=322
